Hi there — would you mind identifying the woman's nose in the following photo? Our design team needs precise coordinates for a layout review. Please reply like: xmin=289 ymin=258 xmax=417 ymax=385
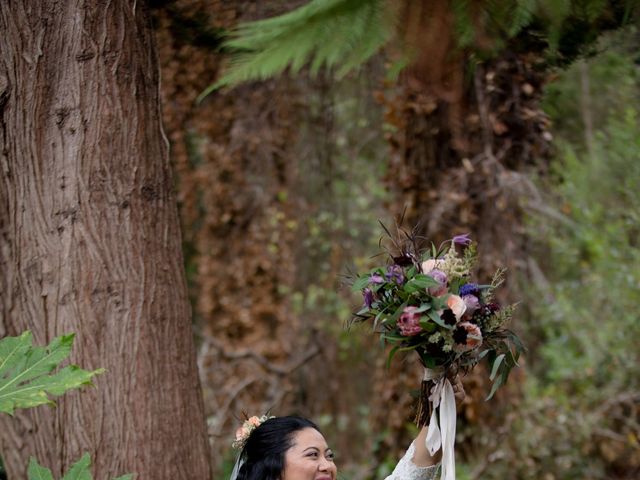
xmin=318 ymin=457 xmax=331 ymax=471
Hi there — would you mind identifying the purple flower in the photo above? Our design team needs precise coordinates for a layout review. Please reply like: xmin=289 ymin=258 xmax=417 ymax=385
xmin=385 ymin=265 xmax=405 ymax=285
xmin=462 ymin=294 xmax=480 ymax=314
xmin=369 ymin=273 xmax=384 ymax=284
xmin=427 ymin=269 xmax=448 ymax=297
xmin=459 ymin=283 xmax=479 ymax=297
xmin=363 ymin=288 xmax=375 ymax=308
xmin=398 ymin=306 xmax=422 ymax=336
xmin=452 ymin=233 xmax=472 ymax=246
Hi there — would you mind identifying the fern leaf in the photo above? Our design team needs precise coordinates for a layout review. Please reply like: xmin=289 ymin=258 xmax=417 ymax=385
xmin=200 ymin=0 xmax=392 ymax=99
xmin=0 ymin=331 xmax=103 ymax=415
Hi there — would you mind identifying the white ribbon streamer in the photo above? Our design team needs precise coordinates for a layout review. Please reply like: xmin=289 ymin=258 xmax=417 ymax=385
xmin=424 ymin=369 xmax=457 ymax=480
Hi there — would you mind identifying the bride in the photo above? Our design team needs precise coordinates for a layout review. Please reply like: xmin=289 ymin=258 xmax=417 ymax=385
xmin=230 ymin=376 xmax=465 ymax=480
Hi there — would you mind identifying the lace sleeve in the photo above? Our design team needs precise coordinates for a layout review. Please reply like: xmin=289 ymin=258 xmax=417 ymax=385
xmin=383 ymin=441 xmax=440 ymax=480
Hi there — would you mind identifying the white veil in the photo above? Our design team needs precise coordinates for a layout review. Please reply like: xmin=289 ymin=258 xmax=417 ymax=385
xmin=229 ymin=452 xmax=245 ymax=480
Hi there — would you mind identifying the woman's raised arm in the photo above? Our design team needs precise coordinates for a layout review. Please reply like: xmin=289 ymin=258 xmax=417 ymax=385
xmin=411 ymin=375 xmax=465 ymax=467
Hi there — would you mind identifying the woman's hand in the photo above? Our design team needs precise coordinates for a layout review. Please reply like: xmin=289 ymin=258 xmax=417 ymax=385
xmin=451 ymin=373 xmax=466 ymax=407
xmin=412 ymin=373 xmax=465 ymax=467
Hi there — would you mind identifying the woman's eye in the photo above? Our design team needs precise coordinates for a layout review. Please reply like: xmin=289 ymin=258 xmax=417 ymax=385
xmin=307 ymin=452 xmax=318 ymax=458
xmin=327 ymin=452 xmax=335 ymax=460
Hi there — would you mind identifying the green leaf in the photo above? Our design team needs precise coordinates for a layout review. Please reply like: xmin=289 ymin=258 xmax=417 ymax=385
xmin=0 ymin=332 xmax=104 ymax=415
xmin=28 ymin=458 xmax=54 ymax=480
xmin=61 ymin=453 xmax=92 ymax=480
xmin=386 ymin=346 xmax=401 ymax=369
xmin=427 ymin=310 xmax=454 ymax=330
xmin=27 ymin=454 xmax=133 ymax=480
xmin=201 ymin=0 xmax=393 ymax=97
xmin=485 ymin=373 xmax=504 ymax=401
xmin=403 ymin=274 xmax=440 ymax=294
xmin=489 ymin=353 xmax=506 ymax=381
xmin=351 ymin=275 xmax=370 ymax=292
xmin=418 ymin=319 xmax=436 ymax=333
xmin=384 ymin=301 xmax=408 ymax=327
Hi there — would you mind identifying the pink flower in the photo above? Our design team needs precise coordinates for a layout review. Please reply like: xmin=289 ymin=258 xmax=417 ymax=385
xmin=453 ymin=322 xmax=483 ymax=352
xmin=398 ymin=306 xmax=423 ymax=336
xmin=447 ymin=294 xmax=467 ymax=320
xmin=248 ymin=416 xmax=262 ymax=427
xmin=235 ymin=425 xmax=251 ymax=442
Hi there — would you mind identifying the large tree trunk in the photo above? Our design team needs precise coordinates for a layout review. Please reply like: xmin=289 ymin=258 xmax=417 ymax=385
xmin=0 ymin=1 xmax=211 ymax=478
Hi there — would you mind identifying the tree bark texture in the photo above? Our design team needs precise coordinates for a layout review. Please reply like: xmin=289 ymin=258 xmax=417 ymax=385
xmin=0 ymin=1 xmax=211 ymax=478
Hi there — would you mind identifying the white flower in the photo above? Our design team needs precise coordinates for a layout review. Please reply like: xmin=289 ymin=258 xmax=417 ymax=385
xmin=421 ymin=258 xmax=444 ymax=273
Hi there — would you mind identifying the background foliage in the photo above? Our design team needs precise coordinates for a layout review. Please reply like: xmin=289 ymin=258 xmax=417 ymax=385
xmin=150 ymin=2 xmax=639 ymax=478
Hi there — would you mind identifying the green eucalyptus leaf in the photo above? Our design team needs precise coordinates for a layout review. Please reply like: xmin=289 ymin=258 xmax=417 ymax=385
xmin=418 ymin=320 xmax=436 ymax=333
xmin=489 ymin=353 xmax=506 ymax=381
xmin=404 ymin=274 xmax=440 ymax=294
xmin=476 ymin=349 xmax=490 ymax=361
xmin=427 ymin=310 xmax=454 ymax=330
xmin=413 ymin=304 xmax=432 ymax=313
xmin=386 ymin=346 xmax=401 ymax=369
xmin=351 ymin=276 xmax=370 ymax=292
xmin=485 ymin=373 xmax=504 ymax=401
xmin=385 ymin=301 xmax=408 ymax=327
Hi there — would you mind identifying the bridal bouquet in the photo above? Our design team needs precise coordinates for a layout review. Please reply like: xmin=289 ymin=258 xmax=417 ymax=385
xmin=350 ymin=226 xmax=523 ymax=479
xmin=351 ymin=228 xmax=523 ymax=401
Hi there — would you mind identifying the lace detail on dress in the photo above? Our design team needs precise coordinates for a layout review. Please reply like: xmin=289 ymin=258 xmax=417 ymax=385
xmin=384 ymin=441 xmax=440 ymax=480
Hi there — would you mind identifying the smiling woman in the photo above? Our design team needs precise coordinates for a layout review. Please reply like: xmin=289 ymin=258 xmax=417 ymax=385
xmin=229 ymin=412 xmax=453 ymax=480
xmin=282 ymin=428 xmax=337 ymax=480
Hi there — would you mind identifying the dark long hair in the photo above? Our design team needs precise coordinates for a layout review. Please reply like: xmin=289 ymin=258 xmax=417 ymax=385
xmin=235 ymin=416 xmax=320 ymax=480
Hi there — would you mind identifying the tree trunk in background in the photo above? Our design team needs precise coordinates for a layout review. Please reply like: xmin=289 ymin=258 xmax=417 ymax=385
xmin=373 ymin=47 xmax=552 ymax=462
xmin=153 ymin=1 xmax=312 ymax=471
xmin=0 ymin=2 xmax=211 ymax=478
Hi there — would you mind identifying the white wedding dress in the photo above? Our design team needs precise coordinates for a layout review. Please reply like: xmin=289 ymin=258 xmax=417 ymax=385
xmin=384 ymin=441 xmax=440 ymax=480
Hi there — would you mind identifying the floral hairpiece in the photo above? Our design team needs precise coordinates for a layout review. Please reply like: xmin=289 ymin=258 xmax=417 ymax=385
xmin=232 ymin=415 xmax=275 ymax=450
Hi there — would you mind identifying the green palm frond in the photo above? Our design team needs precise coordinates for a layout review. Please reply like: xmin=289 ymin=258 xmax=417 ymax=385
xmin=199 ymin=0 xmax=392 ymax=99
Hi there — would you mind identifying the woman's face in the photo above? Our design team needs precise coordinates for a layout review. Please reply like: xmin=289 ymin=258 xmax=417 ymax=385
xmin=282 ymin=427 xmax=337 ymax=480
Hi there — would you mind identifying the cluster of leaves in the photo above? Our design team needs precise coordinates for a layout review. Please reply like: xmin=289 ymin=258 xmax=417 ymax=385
xmin=201 ymin=0 xmax=391 ymax=96
xmin=350 ymin=230 xmax=523 ymax=400
xmin=207 ymin=0 xmax=638 ymax=91
xmin=0 ymin=332 xmax=132 ymax=480
xmin=28 ymin=454 xmax=131 ymax=480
